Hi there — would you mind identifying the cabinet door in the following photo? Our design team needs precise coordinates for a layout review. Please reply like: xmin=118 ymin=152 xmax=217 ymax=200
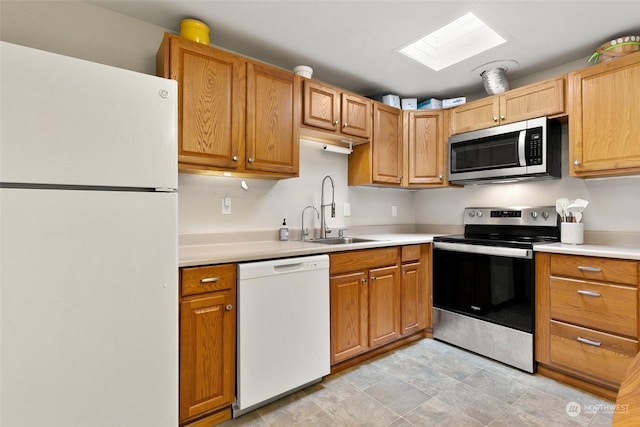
xmin=341 ymin=93 xmax=371 ymax=138
xmin=500 ymin=77 xmax=565 ymax=125
xmin=303 ymin=80 xmax=340 ymax=132
xmin=180 ymin=292 xmax=235 ymax=422
xmin=368 ymin=265 xmax=401 ymax=348
xmin=330 ymin=271 xmax=368 ymax=364
xmin=372 ymin=103 xmax=402 ymax=185
xmin=169 ymin=37 xmax=244 ymax=169
xmin=246 ymin=62 xmax=299 ymax=175
xmin=449 ymin=96 xmax=499 ymax=134
xmin=401 ymin=261 xmax=423 ymax=335
xmin=569 ymin=53 xmax=640 ymax=177
xmin=405 ymin=110 xmax=445 ymax=185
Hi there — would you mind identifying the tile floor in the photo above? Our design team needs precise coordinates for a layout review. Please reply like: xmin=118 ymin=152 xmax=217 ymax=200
xmin=220 ymin=338 xmax=615 ymax=427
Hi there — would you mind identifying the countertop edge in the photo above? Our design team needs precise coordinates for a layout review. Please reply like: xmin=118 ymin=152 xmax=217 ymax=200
xmin=179 ymin=234 xmax=438 ymax=267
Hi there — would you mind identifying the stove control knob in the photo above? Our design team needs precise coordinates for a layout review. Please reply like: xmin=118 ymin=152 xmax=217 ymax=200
xmin=468 ymin=211 xmax=475 ymax=218
xmin=531 ymin=211 xmax=538 ymax=219
xmin=476 ymin=211 xmax=483 ymax=218
xmin=542 ymin=211 xmax=550 ymax=219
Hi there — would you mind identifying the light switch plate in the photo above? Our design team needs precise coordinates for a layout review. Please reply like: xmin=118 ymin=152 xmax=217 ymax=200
xmin=392 ymin=205 xmax=398 ymax=217
xmin=222 ymin=198 xmax=231 ymax=215
xmin=344 ymin=203 xmax=351 ymax=217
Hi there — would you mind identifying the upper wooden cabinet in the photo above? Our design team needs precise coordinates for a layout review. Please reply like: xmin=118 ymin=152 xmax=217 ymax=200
xmin=349 ymin=102 xmax=402 ymax=186
xmin=157 ymin=33 xmax=299 ymax=178
xmin=568 ymin=51 xmax=640 ymax=178
xmin=403 ymin=110 xmax=448 ymax=187
xmin=450 ymin=76 xmax=566 ymax=135
xmin=301 ymin=79 xmax=371 ymax=142
xmin=245 ymin=61 xmax=299 ymax=175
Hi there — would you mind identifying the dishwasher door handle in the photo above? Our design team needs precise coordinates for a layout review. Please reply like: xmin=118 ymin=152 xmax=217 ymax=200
xmin=273 ymin=263 xmax=305 ymax=273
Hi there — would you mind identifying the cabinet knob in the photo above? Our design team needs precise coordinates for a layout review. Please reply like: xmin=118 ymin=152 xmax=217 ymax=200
xmin=361 ymin=278 xmax=367 ymax=284
xmin=500 ymin=115 xmax=505 ymax=120
xmin=574 ymin=160 xmax=582 ymax=166
xmin=493 ymin=116 xmax=498 ymax=122
xmin=343 ymin=122 xmax=348 ymax=128
xmin=248 ymin=157 xmax=255 ymax=163
xmin=371 ymin=276 xmax=377 ymax=281
xmin=232 ymin=155 xmax=238 ymax=162
xmin=225 ymin=304 xmax=233 ymax=311
xmin=438 ymin=175 xmax=443 ymax=179
xmin=334 ymin=120 xmax=339 ymax=125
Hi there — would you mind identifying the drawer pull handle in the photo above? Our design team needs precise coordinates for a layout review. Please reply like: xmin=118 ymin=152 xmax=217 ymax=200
xmin=577 ymin=290 xmax=601 ymax=297
xmin=200 ymin=277 xmax=219 ymax=284
xmin=577 ymin=266 xmax=602 ymax=272
xmin=577 ymin=336 xmax=601 ymax=347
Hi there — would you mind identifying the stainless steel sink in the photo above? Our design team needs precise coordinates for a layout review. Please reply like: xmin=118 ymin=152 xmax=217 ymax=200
xmin=306 ymin=237 xmax=379 ymax=245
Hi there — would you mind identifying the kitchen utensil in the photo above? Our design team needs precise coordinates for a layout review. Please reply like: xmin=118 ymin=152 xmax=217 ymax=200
xmin=556 ymin=197 xmax=570 ymax=221
xmin=565 ymin=199 xmax=589 ymax=223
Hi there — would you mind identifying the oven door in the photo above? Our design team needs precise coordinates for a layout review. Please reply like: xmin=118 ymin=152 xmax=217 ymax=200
xmin=433 ymin=242 xmax=534 ymax=333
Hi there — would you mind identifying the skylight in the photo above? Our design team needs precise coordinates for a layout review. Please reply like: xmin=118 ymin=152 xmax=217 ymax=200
xmin=399 ymin=12 xmax=506 ymax=71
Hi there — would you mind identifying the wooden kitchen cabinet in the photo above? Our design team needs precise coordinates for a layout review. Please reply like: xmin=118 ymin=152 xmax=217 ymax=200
xmin=401 ymin=244 xmax=431 ymax=336
xmin=349 ymin=102 xmax=403 ymax=186
xmin=450 ymin=76 xmax=565 ymax=135
xmin=157 ymin=33 xmax=299 ymax=178
xmin=368 ymin=264 xmax=401 ymax=348
xmin=536 ymin=253 xmax=639 ymax=399
xmin=329 ymin=247 xmax=400 ymax=364
xmin=329 ymin=270 xmax=368 ymax=363
xmin=402 ymin=110 xmax=448 ymax=187
xmin=568 ymin=51 xmax=640 ymax=178
xmin=300 ymin=79 xmax=371 ymax=142
xmin=245 ymin=61 xmax=299 ymax=175
xmin=179 ymin=264 xmax=236 ymax=425
xmin=329 ymin=245 xmax=431 ymax=366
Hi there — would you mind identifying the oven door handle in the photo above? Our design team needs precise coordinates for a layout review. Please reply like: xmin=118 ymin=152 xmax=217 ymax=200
xmin=434 ymin=242 xmax=533 ymax=259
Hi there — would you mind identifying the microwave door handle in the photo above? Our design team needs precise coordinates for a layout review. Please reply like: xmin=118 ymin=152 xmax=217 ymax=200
xmin=518 ymin=130 xmax=527 ymax=166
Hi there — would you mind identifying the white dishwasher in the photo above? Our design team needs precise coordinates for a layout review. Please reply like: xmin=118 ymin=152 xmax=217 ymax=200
xmin=234 ymin=254 xmax=330 ymax=417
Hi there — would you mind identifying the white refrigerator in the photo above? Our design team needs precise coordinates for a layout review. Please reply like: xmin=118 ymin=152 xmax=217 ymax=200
xmin=0 ymin=42 xmax=178 ymax=426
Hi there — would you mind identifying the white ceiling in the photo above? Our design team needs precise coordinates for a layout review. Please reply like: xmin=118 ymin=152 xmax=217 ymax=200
xmin=91 ymin=0 xmax=640 ymax=100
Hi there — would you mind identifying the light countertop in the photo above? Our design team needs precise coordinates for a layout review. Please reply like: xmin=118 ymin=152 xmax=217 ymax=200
xmin=179 ymin=233 xmax=439 ymax=267
xmin=180 ymin=232 xmax=640 ymax=267
xmin=534 ymin=242 xmax=640 ymax=260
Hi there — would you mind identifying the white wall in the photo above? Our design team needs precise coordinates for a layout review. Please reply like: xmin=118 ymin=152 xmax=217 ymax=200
xmin=178 ymin=139 xmax=414 ymax=233
xmin=2 ymin=1 xmax=638 ymax=235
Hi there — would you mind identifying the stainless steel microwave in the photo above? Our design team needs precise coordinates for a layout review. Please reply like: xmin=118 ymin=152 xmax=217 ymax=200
xmin=448 ymin=117 xmax=561 ymax=185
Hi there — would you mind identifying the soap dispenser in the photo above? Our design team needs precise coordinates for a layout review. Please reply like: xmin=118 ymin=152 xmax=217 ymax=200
xmin=279 ymin=218 xmax=289 ymax=241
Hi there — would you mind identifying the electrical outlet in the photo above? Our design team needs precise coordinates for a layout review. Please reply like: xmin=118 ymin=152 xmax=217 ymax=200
xmin=392 ymin=205 xmax=398 ymax=217
xmin=221 ymin=197 xmax=231 ymax=215
xmin=344 ymin=203 xmax=351 ymax=217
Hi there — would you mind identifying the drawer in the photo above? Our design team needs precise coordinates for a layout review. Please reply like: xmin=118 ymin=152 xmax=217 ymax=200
xmin=181 ymin=264 xmax=236 ymax=297
xmin=551 ymin=254 xmax=638 ymax=286
xmin=550 ymin=320 xmax=638 ymax=388
xmin=550 ymin=277 xmax=638 ymax=337
xmin=330 ymin=247 xmax=398 ymax=275
xmin=401 ymin=245 xmax=421 ymax=263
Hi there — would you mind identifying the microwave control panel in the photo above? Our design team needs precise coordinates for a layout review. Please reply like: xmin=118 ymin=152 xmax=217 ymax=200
xmin=525 ymin=128 xmax=543 ymax=165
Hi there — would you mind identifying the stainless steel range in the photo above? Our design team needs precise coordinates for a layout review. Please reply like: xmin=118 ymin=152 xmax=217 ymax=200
xmin=432 ymin=206 xmax=560 ymax=373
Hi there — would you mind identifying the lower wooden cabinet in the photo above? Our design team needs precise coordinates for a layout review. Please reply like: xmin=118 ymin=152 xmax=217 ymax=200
xmin=329 ymin=245 xmax=431 ymax=365
xmin=179 ymin=264 xmax=236 ymax=425
xmin=536 ymin=252 xmax=639 ymax=395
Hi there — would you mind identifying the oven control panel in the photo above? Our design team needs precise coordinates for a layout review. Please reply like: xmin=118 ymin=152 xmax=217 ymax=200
xmin=464 ymin=206 xmax=558 ymax=226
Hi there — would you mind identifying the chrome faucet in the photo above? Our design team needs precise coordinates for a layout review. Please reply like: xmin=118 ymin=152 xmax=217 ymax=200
xmin=320 ymin=174 xmax=335 ymax=238
xmin=301 ymin=205 xmax=320 ymax=241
